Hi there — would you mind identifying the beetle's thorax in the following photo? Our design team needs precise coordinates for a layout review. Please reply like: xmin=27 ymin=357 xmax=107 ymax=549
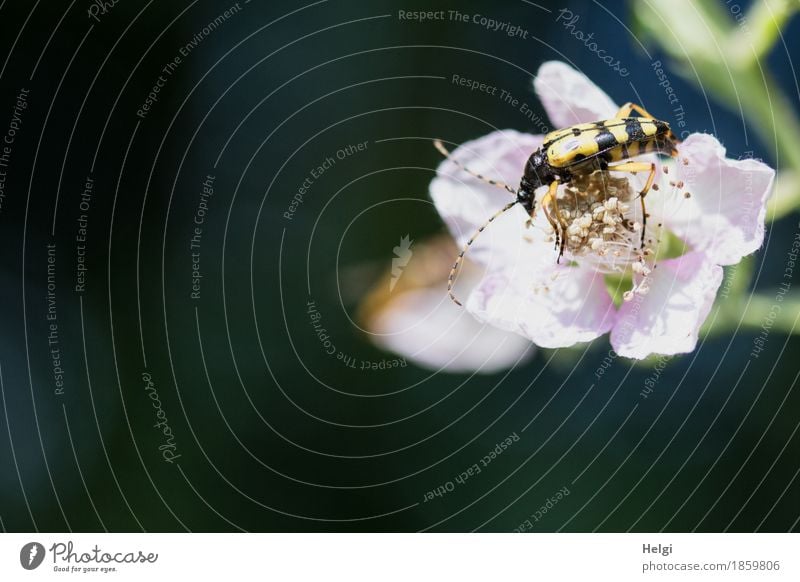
xmin=524 ymin=148 xmax=553 ymax=187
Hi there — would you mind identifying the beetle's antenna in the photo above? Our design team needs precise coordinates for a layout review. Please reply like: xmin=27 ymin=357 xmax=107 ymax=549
xmin=434 ymin=140 xmax=518 ymax=196
xmin=448 ymin=201 xmax=517 ymax=306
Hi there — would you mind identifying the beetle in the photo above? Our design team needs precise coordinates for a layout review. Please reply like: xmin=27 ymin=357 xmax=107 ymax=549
xmin=434 ymin=102 xmax=680 ymax=305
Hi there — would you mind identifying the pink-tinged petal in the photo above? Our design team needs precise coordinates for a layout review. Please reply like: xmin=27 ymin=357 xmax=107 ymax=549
xmin=534 ymin=61 xmax=618 ymax=128
xmin=430 ymin=130 xmax=544 ymax=267
xmin=610 ymin=252 xmax=723 ymax=359
xmin=662 ymin=133 xmax=775 ymax=265
xmin=466 ymin=264 xmax=616 ymax=349
xmin=369 ymin=284 xmax=535 ymax=374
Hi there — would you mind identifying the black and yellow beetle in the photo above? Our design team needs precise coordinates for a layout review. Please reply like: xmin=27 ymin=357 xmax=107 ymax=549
xmin=435 ymin=102 xmax=680 ymax=305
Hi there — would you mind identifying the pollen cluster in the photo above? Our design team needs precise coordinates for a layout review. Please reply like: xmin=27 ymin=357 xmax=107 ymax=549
xmin=544 ymin=171 xmax=658 ymax=299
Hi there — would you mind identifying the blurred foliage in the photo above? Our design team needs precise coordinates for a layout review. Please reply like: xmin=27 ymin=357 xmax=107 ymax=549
xmin=633 ymin=0 xmax=800 ymax=339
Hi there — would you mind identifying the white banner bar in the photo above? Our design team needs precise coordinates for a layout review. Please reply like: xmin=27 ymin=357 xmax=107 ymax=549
xmin=1 ymin=533 xmax=797 ymax=580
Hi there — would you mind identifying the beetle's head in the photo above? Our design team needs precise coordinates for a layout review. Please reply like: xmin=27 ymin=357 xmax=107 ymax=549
xmin=518 ymin=150 xmax=551 ymax=211
xmin=516 ymin=179 xmax=534 ymax=212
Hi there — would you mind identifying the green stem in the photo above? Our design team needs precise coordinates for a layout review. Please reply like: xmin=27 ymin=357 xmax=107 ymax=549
xmin=702 ymin=256 xmax=753 ymax=337
xmin=739 ymin=291 xmax=800 ymax=334
xmin=767 ymin=170 xmax=800 ymax=220
xmin=737 ymin=67 xmax=800 ymax=174
xmin=633 ymin=0 xmax=800 ymax=209
xmin=729 ymin=0 xmax=800 ymax=66
xmin=683 ymin=59 xmax=800 ymax=174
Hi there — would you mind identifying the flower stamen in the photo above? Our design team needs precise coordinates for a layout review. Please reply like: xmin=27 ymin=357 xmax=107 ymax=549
xmin=541 ymin=170 xmax=660 ymax=300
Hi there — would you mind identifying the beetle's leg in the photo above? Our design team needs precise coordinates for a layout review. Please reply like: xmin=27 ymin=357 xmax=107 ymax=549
xmin=614 ymin=102 xmax=657 ymax=120
xmin=434 ymin=140 xmax=518 ymax=196
xmin=447 ymin=201 xmax=517 ymax=306
xmin=608 ymin=161 xmax=656 ymax=248
xmin=551 ymin=191 xmax=568 ymax=261
xmin=539 ymin=180 xmax=566 ymax=260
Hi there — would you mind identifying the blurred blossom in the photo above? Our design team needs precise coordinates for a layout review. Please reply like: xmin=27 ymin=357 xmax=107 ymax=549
xmin=359 ymin=235 xmax=534 ymax=373
xmin=430 ymin=61 xmax=774 ymax=359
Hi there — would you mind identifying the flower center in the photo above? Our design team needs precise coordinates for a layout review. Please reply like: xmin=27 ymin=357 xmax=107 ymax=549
xmin=545 ymin=171 xmax=658 ymax=300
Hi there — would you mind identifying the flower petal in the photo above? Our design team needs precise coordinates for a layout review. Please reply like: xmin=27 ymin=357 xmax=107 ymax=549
xmin=659 ymin=133 xmax=775 ymax=266
xmin=534 ymin=61 xmax=619 ymax=128
xmin=466 ymin=263 xmax=616 ymax=349
xmin=430 ymin=129 xmax=544 ymax=267
xmin=369 ymin=284 xmax=535 ymax=374
xmin=610 ymin=251 xmax=723 ymax=359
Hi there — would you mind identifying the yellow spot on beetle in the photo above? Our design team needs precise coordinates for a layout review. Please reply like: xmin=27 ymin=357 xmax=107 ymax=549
xmin=641 ymin=120 xmax=658 ymax=137
xmin=608 ymin=125 xmax=629 ymax=144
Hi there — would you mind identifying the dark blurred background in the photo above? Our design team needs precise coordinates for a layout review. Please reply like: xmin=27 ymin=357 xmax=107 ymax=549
xmin=0 ymin=0 xmax=797 ymax=532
